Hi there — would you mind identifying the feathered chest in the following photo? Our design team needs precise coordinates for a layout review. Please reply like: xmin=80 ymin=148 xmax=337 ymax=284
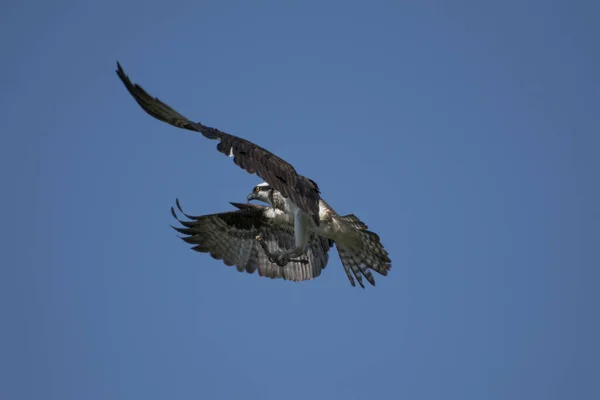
xmin=278 ymin=197 xmax=342 ymax=239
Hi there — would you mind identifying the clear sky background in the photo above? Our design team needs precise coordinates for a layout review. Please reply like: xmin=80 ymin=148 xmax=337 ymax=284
xmin=1 ymin=1 xmax=598 ymax=399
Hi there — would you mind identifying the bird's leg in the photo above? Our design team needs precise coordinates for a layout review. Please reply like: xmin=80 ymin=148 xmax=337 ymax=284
xmin=255 ymin=210 xmax=312 ymax=267
xmin=255 ymin=236 xmax=308 ymax=266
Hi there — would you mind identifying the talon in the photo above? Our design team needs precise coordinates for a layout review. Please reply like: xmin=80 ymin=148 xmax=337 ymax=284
xmin=255 ymin=235 xmax=262 ymax=241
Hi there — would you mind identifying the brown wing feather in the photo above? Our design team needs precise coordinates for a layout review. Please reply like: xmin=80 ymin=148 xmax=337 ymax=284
xmin=170 ymin=200 xmax=331 ymax=282
xmin=116 ymin=62 xmax=321 ymax=225
xmin=336 ymin=214 xmax=391 ymax=287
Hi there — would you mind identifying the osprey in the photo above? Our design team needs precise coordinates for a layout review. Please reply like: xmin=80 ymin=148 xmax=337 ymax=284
xmin=116 ymin=62 xmax=391 ymax=287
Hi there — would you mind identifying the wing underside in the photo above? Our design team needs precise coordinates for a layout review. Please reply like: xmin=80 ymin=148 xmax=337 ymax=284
xmin=170 ymin=200 xmax=332 ymax=282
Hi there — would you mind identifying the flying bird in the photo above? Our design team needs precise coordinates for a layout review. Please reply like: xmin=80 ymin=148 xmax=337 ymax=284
xmin=116 ymin=61 xmax=391 ymax=287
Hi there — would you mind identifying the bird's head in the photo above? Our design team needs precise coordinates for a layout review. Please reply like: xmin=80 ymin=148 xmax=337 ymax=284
xmin=247 ymin=182 xmax=272 ymax=204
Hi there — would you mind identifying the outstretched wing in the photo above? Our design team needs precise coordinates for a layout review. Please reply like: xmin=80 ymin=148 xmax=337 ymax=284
xmin=116 ymin=62 xmax=321 ymax=225
xmin=170 ymin=200 xmax=332 ymax=282
xmin=337 ymin=214 xmax=392 ymax=288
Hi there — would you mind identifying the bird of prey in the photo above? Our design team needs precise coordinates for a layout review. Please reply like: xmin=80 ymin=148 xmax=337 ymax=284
xmin=116 ymin=62 xmax=391 ymax=287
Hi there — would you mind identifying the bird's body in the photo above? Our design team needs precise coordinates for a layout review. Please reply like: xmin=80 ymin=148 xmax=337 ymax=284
xmin=116 ymin=61 xmax=391 ymax=287
xmin=275 ymin=192 xmax=362 ymax=252
xmin=254 ymin=183 xmax=346 ymax=252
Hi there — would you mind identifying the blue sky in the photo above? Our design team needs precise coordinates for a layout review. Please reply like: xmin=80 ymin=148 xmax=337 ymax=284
xmin=2 ymin=1 xmax=599 ymax=399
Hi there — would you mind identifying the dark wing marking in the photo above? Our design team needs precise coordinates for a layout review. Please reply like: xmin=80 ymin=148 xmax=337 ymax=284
xmin=354 ymin=230 xmax=391 ymax=277
xmin=170 ymin=200 xmax=331 ymax=282
xmin=339 ymin=214 xmax=369 ymax=230
xmin=116 ymin=62 xmax=321 ymax=225
xmin=337 ymin=247 xmax=374 ymax=288
xmin=336 ymin=213 xmax=392 ymax=287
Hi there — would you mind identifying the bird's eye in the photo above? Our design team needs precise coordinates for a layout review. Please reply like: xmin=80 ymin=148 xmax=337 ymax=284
xmin=254 ymin=186 xmax=260 ymax=193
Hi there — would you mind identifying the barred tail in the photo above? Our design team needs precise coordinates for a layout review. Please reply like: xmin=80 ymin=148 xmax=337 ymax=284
xmin=336 ymin=215 xmax=392 ymax=288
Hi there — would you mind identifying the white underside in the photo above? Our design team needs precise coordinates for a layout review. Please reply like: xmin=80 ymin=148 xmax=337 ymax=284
xmin=283 ymin=198 xmax=342 ymax=247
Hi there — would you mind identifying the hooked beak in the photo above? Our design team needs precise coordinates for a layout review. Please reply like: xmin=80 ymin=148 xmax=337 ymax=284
xmin=247 ymin=192 xmax=258 ymax=202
